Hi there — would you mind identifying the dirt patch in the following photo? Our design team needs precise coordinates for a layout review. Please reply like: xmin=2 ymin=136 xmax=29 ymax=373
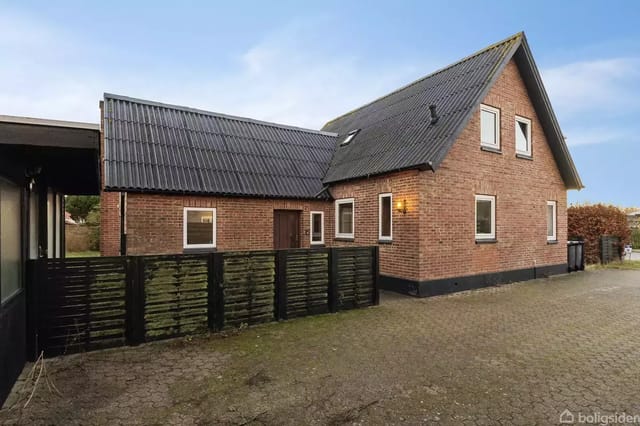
xmin=245 ymin=370 xmax=272 ymax=387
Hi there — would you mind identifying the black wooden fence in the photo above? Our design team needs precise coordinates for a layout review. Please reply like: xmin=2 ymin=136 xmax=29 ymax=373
xmin=600 ymin=236 xmax=621 ymax=264
xmin=26 ymin=246 xmax=379 ymax=359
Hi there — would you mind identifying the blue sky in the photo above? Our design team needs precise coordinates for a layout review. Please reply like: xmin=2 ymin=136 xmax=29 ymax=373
xmin=1 ymin=0 xmax=638 ymax=206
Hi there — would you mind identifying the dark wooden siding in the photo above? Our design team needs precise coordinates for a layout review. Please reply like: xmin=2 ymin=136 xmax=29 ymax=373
xmin=0 ymin=291 xmax=25 ymax=405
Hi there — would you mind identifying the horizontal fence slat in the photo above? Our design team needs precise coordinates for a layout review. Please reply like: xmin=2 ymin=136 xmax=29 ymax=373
xmin=30 ymin=246 xmax=377 ymax=357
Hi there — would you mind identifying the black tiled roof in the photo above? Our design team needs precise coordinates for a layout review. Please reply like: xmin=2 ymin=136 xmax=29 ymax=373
xmin=102 ymin=33 xmax=583 ymax=197
xmin=102 ymin=94 xmax=337 ymax=198
xmin=322 ymin=33 xmax=582 ymax=189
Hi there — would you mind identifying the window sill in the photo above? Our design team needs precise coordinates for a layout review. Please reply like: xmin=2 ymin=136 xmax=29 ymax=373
xmin=481 ymin=145 xmax=502 ymax=154
xmin=516 ymin=153 xmax=533 ymax=160
xmin=183 ymin=247 xmax=217 ymax=254
xmin=334 ymin=237 xmax=355 ymax=242
xmin=378 ymin=239 xmax=393 ymax=244
xmin=310 ymin=243 xmax=326 ymax=247
xmin=475 ymin=238 xmax=497 ymax=244
xmin=547 ymin=240 xmax=559 ymax=245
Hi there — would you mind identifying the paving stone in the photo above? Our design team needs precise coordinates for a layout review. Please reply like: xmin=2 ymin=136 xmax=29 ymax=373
xmin=1 ymin=270 xmax=639 ymax=424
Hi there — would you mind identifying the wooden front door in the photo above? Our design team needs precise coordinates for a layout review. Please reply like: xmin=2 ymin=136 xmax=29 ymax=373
xmin=273 ymin=210 xmax=300 ymax=249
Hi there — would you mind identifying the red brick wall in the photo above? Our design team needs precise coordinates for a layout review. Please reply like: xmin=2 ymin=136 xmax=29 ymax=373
xmin=99 ymin=58 xmax=569 ymax=283
xmin=418 ymin=59 xmax=567 ymax=281
xmin=122 ymin=193 xmax=334 ymax=255
xmin=329 ymin=170 xmax=422 ymax=281
xmin=99 ymin=191 xmax=121 ymax=256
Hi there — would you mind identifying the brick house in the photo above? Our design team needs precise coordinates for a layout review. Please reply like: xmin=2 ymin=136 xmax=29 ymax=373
xmin=100 ymin=32 xmax=582 ymax=296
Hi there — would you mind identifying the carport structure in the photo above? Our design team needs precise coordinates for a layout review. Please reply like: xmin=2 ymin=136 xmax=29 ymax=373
xmin=0 ymin=115 xmax=100 ymax=405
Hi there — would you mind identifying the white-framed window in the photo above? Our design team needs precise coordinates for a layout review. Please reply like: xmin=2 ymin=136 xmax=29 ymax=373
xmin=475 ymin=194 xmax=496 ymax=240
xmin=183 ymin=207 xmax=216 ymax=249
xmin=378 ymin=193 xmax=392 ymax=241
xmin=515 ymin=115 xmax=532 ymax=156
xmin=340 ymin=129 xmax=360 ymax=146
xmin=310 ymin=211 xmax=324 ymax=245
xmin=480 ymin=104 xmax=501 ymax=149
xmin=547 ymin=201 xmax=557 ymax=241
xmin=335 ymin=198 xmax=354 ymax=239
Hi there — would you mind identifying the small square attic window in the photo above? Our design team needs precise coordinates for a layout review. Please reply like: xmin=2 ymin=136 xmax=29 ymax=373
xmin=340 ymin=129 xmax=360 ymax=146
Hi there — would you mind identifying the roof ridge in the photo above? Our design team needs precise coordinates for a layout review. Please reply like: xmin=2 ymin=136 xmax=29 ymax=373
xmin=323 ymin=32 xmax=523 ymax=129
xmin=103 ymin=93 xmax=339 ymax=137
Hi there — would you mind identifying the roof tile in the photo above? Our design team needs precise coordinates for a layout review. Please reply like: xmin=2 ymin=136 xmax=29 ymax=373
xmin=103 ymin=94 xmax=337 ymax=198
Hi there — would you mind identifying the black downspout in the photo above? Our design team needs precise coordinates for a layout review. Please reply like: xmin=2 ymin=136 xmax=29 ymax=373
xmin=37 ymin=182 xmax=48 ymax=259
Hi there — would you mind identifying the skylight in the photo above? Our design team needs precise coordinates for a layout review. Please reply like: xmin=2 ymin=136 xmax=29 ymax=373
xmin=340 ymin=129 xmax=360 ymax=146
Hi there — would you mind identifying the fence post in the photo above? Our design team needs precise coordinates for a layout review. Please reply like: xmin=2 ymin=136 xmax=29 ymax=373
xmin=210 ymin=252 xmax=225 ymax=331
xmin=207 ymin=253 xmax=215 ymax=330
xmin=371 ymin=246 xmax=380 ymax=306
xmin=328 ymin=248 xmax=339 ymax=313
xmin=125 ymin=256 xmax=145 ymax=345
xmin=25 ymin=259 xmax=43 ymax=361
xmin=274 ymin=250 xmax=288 ymax=320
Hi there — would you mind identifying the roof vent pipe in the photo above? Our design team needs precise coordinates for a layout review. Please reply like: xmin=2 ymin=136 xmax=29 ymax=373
xmin=429 ymin=104 xmax=439 ymax=125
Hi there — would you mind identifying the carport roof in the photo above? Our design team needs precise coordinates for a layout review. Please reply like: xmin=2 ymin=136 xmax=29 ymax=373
xmin=0 ymin=115 xmax=100 ymax=194
xmin=0 ymin=115 xmax=99 ymax=150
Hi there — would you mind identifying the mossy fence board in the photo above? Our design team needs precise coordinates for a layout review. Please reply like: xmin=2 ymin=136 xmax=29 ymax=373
xmin=27 ymin=246 xmax=379 ymax=359
xmin=284 ymin=249 xmax=330 ymax=318
xmin=222 ymin=251 xmax=276 ymax=328
xmin=142 ymin=255 xmax=209 ymax=340
xmin=30 ymin=257 xmax=128 ymax=357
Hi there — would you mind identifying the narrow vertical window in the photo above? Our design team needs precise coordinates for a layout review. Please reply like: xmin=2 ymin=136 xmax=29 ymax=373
xmin=379 ymin=193 xmax=392 ymax=241
xmin=475 ymin=194 xmax=496 ymax=240
xmin=335 ymin=198 xmax=354 ymax=239
xmin=183 ymin=207 xmax=216 ymax=248
xmin=310 ymin=211 xmax=324 ymax=245
xmin=547 ymin=201 xmax=557 ymax=241
xmin=515 ymin=116 xmax=532 ymax=156
xmin=480 ymin=104 xmax=500 ymax=149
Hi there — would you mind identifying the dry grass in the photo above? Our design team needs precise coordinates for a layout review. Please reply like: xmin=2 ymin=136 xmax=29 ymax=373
xmin=587 ymin=260 xmax=640 ymax=270
xmin=65 ymin=251 xmax=100 ymax=258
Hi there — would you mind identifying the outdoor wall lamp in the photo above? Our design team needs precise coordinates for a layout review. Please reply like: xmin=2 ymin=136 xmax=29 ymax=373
xmin=396 ymin=199 xmax=407 ymax=214
xmin=25 ymin=166 xmax=41 ymax=191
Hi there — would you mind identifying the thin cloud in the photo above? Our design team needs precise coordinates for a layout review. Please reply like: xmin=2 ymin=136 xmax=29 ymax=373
xmin=542 ymin=57 xmax=640 ymax=114
xmin=159 ymin=19 xmax=429 ymax=129
xmin=0 ymin=13 xmax=427 ymax=129
xmin=542 ymin=58 xmax=640 ymax=147
xmin=562 ymin=128 xmax=634 ymax=146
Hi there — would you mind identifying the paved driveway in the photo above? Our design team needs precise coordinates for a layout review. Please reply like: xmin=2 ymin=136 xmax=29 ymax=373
xmin=2 ymin=270 xmax=640 ymax=425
